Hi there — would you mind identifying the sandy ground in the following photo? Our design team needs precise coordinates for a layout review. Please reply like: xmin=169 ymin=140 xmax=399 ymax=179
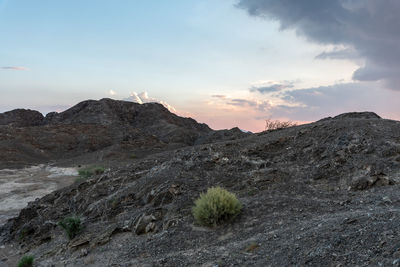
xmin=0 ymin=165 xmax=78 ymax=226
xmin=0 ymin=165 xmax=78 ymax=265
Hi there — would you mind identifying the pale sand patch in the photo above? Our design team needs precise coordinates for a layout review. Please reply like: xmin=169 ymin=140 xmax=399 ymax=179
xmin=0 ymin=165 xmax=78 ymax=225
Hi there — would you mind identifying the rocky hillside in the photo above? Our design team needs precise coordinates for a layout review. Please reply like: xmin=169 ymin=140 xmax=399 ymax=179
xmin=1 ymin=111 xmax=400 ymax=266
xmin=0 ymin=99 xmax=247 ymax=168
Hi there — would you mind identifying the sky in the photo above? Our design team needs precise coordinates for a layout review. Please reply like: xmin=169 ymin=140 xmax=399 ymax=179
xmin=1 ymin=0 xmax=400 ymax=132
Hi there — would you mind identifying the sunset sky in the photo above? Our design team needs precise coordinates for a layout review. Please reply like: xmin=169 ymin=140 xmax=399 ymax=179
xmin=1 ymin=0 xmax=400 ymax=132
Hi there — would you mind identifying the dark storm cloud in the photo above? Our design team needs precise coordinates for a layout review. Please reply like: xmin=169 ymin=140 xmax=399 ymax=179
xmin=315 ymin=48 xmax=359 ymax=60
xmin=237 ymin=0 xmax=400 ymax=90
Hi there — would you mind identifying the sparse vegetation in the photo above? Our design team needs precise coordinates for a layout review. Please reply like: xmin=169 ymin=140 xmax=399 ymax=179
xmin=59 ymin=216 xmax=82 ymax=239
xmin=192 ymin=186 xmax=242 ymax=227
xmin=18 ymin=227 xmax=29 ymax=240
xmin=78 ymin=166 xmax=104 ymax=178
xmin=18 ymin=255 xmax=34 ymax=267
xmin=244 ymin=242 xmax=260 ymax=253
xmin=264 ymin=119 xmax=296 ymax=131
xmin=109 ymin=197 xmax=120 ymax=209
xmin=76 ymin=166 xmax=105 ymax=182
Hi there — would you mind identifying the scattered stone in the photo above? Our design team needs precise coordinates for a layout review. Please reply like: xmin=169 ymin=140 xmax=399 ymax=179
xmin=134 ymin=214 xmax=157 ymax=235
xmin=70 ymin=237 xmax=90 ymax=248
xmin=79 ymin=248 xmax=89 ymax=257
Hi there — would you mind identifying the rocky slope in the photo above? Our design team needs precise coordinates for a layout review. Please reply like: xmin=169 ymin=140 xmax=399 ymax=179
xmin=1 ymin=110 xmax=400 ymax=266
xmin=0 ymin=99 xmax=247 ymax=168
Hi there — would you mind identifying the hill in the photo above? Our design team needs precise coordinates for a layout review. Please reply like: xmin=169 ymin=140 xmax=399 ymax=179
xmin=1 ymin=107 xmax=400 ymax=266
xmin=0 ymin=98 xmax=247 ymax=168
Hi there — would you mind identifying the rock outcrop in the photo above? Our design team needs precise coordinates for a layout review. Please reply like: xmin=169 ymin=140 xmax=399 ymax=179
xmin=333 ymin=111 xmax=381 ymax=120
xmin=0 ymin=109 xmax=44 ymax=127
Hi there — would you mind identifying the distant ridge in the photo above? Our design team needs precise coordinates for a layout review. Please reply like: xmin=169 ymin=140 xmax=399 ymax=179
xmin=0 ymin=98 xmax=249 ymax=168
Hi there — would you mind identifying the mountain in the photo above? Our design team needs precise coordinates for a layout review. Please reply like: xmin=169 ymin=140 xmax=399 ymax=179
xmin=0 ymin=98 xmax=247 ymax=168
xmin=1 ymin=110 xmax=400 ymax=266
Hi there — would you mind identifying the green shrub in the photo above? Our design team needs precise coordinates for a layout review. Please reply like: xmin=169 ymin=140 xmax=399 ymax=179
xmin=192 ymin=186 xmax=242 ymax=227
xmin=77 ymin=166 xmax=105 ymax=181
xmin=18 ymin=227 xmax=29 ymax=240
xmin=59 ymin=216 xmax=82 ymax=239
xmin=18 ymin=255 xmax=34 ymax=267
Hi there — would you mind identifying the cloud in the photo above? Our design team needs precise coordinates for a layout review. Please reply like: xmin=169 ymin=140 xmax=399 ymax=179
xmin=229 ymin=98 xmax=258 ymax=107
xmin=211 ymin=94 xmax=227 ymax=99
xmin=1 ymin=66 xmax=29 ymax=71
xmin=123 ymin=92 xmax=176 ymax=113
xmin=212 ymin=94 xmax=273 ymax=112
xmin=201 ymin=92 xmax=310 ymax=132
xmin=315 ymin=47 xmax=359 ymax=60
xmin=108 ymin=89 xmax=117 ymax=96
xmin=203 ymin=80 xmax=400 ymax=132
xmin=269 ymin=82 xmax=400 ymax=121
xmin=250 ymin=80 xmax=295 ymax=94
xmin=237 ymin=0 xmax=400 ymax=90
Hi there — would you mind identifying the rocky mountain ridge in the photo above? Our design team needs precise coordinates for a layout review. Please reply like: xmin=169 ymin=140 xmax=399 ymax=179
xmin=0 ymin=99 xmax=248 ymax=169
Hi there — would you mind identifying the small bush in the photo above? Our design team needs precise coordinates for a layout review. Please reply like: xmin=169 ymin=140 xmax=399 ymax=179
xmin=59 ymin=216 xmax=82 ymax=239
xmin=77 ymin=166 xmax=105 ymax=181
xmin=18 ymin=255 xmax=34 ymax=267
xmin=192 ymin=187 xmax=242 ymax=227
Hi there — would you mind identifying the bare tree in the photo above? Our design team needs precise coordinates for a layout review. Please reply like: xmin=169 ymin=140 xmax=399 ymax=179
xmin=264 ymin=119 xmax=297 ymax=131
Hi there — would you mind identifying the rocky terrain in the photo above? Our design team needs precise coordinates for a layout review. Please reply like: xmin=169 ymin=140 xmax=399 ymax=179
xmin=1 ymin=100 xmax=400 ymax=266
xmin=0 ymin=98 xmax=247 ymax=169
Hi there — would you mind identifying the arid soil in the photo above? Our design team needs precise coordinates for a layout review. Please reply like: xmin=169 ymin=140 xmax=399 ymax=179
xmin=1 ymin=100 xmax=400 ymax=266
xmin=0 ymin=165 xmax=78 ymax=226
xmin=0 ymin=165 xmax=78 ymax=265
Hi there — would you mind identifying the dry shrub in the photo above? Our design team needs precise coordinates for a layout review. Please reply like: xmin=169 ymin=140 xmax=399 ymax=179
xmin=264 ymin=119 xmax=296 ymax=131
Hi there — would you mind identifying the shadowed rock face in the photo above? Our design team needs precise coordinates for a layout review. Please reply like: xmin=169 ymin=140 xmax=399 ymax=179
xmin=0 ymin=109 xmax=44 ymax=127
xmin=1 ymin=109 xmax=400 ymax=266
